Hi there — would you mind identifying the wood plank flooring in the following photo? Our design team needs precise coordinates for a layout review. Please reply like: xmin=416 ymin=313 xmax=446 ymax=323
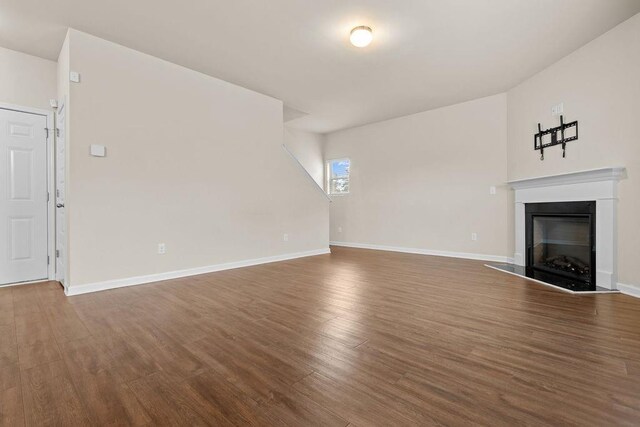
xmin=1 ymin=246 xmax=640 ymax=426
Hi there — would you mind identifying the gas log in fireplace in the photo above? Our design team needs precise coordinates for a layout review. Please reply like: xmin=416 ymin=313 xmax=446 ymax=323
xmin=525 ymin=201 xmax=596 ymax=291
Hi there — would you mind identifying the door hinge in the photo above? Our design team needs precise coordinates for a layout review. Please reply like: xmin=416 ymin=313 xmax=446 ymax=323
xmin=47 ymin=192 xmax=50 ymax=202
xmin=56 ymin=128 xmax=60 ymax=138
xmin=45 ymin=128 xmax=49 ymax=139
xmin=56 ymin=249 xmax=60 ymax=258
xmin=47 ymin=256 xmax=50 ymax=265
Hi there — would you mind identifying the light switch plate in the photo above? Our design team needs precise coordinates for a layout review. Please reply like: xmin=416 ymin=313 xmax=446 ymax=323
xmin=69 ymin=71 xmax=81 ymax=83
xmin=90 ymin=144 xmax=106 ymax=157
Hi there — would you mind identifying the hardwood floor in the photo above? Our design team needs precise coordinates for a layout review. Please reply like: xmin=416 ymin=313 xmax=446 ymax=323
xmin=1 ymin=246 xmax=640 ymax=426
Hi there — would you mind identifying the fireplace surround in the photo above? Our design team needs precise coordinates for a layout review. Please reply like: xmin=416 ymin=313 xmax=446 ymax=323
xmin=508 ymin=167 xmax=625 ymax=291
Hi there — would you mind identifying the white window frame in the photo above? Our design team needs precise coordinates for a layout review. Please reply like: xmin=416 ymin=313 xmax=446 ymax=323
xmin=326 ymin=157 xmax=350 ymax=195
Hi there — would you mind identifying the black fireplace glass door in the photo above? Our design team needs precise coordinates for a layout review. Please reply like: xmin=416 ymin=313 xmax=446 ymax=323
xmin=532 ymin=215 xmax=591 ymax=281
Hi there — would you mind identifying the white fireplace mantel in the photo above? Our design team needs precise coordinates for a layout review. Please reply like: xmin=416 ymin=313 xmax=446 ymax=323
xmin=508 ymin=167 xmax=626 ymax=290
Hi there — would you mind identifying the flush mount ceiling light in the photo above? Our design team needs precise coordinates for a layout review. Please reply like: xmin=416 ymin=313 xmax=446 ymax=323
xmin=350 ymin=26 xmax=373 ymax=47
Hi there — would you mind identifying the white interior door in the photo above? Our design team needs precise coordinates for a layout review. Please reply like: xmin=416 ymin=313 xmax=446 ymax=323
xmin=55 ymin=103 xmax=66 ymax=284
xmin=0 ymin=108 xmax=48 ymax=285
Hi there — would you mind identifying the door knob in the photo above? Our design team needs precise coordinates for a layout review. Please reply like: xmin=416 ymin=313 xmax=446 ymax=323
xmin=56 ymin=203 xmax=65 ymax=208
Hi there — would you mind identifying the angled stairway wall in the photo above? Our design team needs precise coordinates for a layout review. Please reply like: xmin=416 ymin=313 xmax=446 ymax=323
xmin=59 ymin=29 xmax=329 ymax=293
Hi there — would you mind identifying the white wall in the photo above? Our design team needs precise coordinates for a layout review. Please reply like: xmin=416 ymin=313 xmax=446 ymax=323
xmin=283 ymin=128 xmax=325 ymax=188
xmin=62 ymin=30 xmax=329 ymax=289
xmin=325 ymin=94 xmax=510 ymax=260
xmin=507 ymin=13 xmax=640 ymax=287
xmin=0 ymin=46 xmax=56 ymax=110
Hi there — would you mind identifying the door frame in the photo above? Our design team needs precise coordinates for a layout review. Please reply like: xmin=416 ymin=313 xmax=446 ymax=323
xmin=54 ymin=99 xmax=66 ymax=285
xmin=0 ymin=102 xmax=56 ymax=284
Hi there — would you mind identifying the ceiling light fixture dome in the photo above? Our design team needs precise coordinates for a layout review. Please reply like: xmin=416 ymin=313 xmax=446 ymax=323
xmin=350 ymin=26 xmax=373 ymax=47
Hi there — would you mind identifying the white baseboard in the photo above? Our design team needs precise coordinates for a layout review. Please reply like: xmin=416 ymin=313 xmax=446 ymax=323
xmin=617 ymin=282 xmax=640 ymax=299
xmin=596 ymin=269 xmax=615 ymax=290
xmin=330 ymin=241 xmax=513 ymax=264
xmin=65 ymin=248 xmax=331 ymax=296
xmin=0 ymin=278 xmax=50 ymax=289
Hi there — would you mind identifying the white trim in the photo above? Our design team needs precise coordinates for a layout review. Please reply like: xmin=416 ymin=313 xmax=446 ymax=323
xmin=0 ymin=279 xmax=51 ymax=289
xmin=281 ymin=144 xmax=331 ymax=202
xmin=508 ymin=167 xmax=627 ymax=190
xmin=46 ymin=111 xmax=55 ymax=281
xmin=0 ymin=103 xmax=56 ymax=282
xmin=330 ymin=241 xmax=513 ymax=263
xmin=326 ymin=157 xmax=350 ymax=196
xmin=617 ymin=282 xmax=640 ymax=299
xmin=64 ymin=248 xmax=331 ymax=296
xmin=54 ymin=99 xmax=67 ymax=284
xmin=0 ymin=102 xmax=51 ymax=117
xmin=484 ymin=264 xmax=619 ymax=295
xmin=509 ymin=167 xmax=625 ymax=290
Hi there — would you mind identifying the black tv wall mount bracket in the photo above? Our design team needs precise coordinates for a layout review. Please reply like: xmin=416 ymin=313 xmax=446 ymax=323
xmin=534 ymin=115 xmax=578 ymax=160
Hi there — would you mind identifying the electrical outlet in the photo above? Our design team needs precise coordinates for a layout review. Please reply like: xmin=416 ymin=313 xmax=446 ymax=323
xmin=471 ymin=233 xmax=478 ymax=241
xmin=489 ymin=186 xmax=496 ymax=195
xmin=283 ymin=234 xmax=289 ymax=242
xmin=158 ymin=243 xmax=166 ymax=254
xmin=338 ymin=226 xmax=343 ymax=233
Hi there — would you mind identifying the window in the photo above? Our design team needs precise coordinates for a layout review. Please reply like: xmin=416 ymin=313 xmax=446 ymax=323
xmin=327 ymin=158 xmax=350 ymax=195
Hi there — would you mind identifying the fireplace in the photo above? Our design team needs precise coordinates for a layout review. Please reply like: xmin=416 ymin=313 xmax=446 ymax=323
xmin=525 ymin=201 xmax=596 ymax=291
xmin=500 ymin=168 xmax=625 ymax=293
